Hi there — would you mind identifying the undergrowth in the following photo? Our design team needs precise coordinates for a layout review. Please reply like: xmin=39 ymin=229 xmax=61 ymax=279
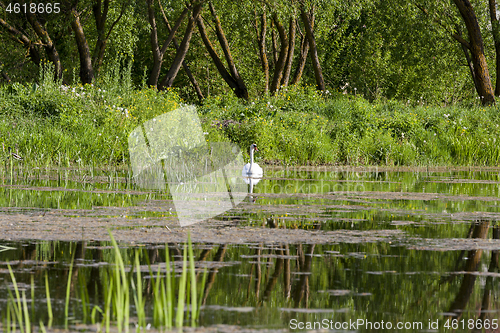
xmin=1 ymin=65 xmax=499 ymax=167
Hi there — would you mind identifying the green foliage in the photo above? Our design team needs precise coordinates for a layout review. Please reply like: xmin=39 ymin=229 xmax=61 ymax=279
xmin=0 ymin=67 xmax=182 ymax=167
xmin=2 ymin=64 xmax=500 ymax=168
xmin=202 ymin=86 xmax=500 ymax=166
xmin=201 ymin=85 xmax=337 ymax=165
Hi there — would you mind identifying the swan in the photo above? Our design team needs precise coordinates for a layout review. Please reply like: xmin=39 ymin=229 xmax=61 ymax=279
xmin=242 ymin=143 xmax=263 ymax=177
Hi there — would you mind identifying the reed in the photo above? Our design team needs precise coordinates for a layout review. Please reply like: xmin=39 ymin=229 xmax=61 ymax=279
xmin=1 ymin=232 xmax=206 ymax=332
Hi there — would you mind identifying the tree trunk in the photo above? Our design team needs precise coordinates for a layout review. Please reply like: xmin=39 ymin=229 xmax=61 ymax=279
xmin=196 ymin=9 xmax=248 ymax=99
xmin=147 ymin=0 xmax=188 ymax=88
xmin=253 ymin=10 xmax=269 ymax=93
xmin=159 ymin=1 xmax=203 ymax=90
xmin=92 ymin=0 xmax=126 ymax=75
xmin=158 ymin=0 xmax=204 ymax=101
xmin=259 ymin=13 xmax=269 ymax=93
xmin=25 ymin=12 xmax=63 ymax=80
xmin=460 ymin=43 xmax=481 ymax=98
xmin=208 ymin=1 xmax=248 ymax=99
xmin=270 ymin=13 xmax=288 ymax=94
xmin=71 ymin=8 xmax=94 ymax=84
xmin=271 ymin=21 xmax=279 ymax=66
xmin=292 ymin=13 xmax=313 ymax=85
xmin=281 ymin=17 xmax=296 ymax=87
xmin=0 ymin=61 xmax=11 ymax=83
xmin=0 ymin=17 xmax=42 ymax=67
xmin=147 ymin=0 xmax=162 ymax=88
xmin=300 ymin=7 xmax=325 ymax=91
xmin=291 ymin=27 xmax=309 ymax=85
xmin=453 ymin=0 xmax=495 ymax=105
xmin=488 ymin=0 xmax=500 ymax=95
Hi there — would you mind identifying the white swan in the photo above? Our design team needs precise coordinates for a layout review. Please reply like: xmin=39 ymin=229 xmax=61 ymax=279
xmin=242 ymin=143 xmax=263 ymax=177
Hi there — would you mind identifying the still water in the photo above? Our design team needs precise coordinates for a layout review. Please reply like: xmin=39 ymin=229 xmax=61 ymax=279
xmin=1 ymin=166 xmax=500 ymax=331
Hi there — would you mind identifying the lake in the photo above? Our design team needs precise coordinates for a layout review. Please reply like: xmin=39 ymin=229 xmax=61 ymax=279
xmin=1 ymin=166 xmax=499 ymax=332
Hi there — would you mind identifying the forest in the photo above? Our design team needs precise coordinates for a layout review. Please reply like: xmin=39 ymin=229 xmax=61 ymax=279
xmin=1 ymin=0 xmax=500 ymax=166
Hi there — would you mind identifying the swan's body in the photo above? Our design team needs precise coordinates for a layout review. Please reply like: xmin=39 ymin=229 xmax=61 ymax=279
xmin=242 ymin=144 xmax=263 ymax=177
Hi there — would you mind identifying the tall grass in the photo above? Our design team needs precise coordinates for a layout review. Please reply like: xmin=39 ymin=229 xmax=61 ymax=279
xmin=201 ymin=86 xmax=500 ymax=166
xmin=2 ymin=65 xmax=500 ymax=167
xmin=1 ymin=231 xmax=206 ymax=332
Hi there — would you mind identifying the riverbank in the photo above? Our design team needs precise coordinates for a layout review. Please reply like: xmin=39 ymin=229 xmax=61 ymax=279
xmin=1 ymin=81 xmax=499 ymax=168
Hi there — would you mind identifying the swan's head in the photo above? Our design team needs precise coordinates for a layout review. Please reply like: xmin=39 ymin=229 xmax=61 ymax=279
xmin=250 ymin=143 xmax=258 ymax=152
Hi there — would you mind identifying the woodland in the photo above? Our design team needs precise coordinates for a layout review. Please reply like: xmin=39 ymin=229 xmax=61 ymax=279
xmin=2 ymin=0 xmax=500 ymax=166
xmin=0 ymin=0 xmax=498 ymax=104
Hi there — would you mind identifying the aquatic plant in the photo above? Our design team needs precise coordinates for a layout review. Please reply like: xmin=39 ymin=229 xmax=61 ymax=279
xmin=1 ymin=231 xmax=206 ymax=332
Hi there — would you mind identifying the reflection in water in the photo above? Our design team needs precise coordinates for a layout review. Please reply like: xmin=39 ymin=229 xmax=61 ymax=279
xmin=2 ymin=168 xmax=500 ymax=329
xmin=445 ymin=220 xmax=498 ymax=324
xmin=2 ymin=228 xmax=500 ymax=330
xmin=243 ymin=176 xmax=261 ymax=203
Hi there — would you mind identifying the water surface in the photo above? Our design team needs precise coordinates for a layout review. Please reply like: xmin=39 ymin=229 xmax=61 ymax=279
xmin=1 ymin=166 xmax=500 ymax=331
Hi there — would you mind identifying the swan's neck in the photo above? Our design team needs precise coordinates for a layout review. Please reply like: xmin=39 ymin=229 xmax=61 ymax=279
xmin=250 ymin=148 xmax=254 ymax=166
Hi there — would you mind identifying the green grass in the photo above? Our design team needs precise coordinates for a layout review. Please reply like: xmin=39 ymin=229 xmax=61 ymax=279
xmin=1 ymin=70 xmax=500 ymax=168
xmin=201 ymin=86 xmax=500 ymax=166
xmin=1 ymin=231 xmax=206 ymax=332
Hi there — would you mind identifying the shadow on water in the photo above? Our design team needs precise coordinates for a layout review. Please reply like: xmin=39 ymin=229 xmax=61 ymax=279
xmin=1 ymin=167 xmax=500 ymax=330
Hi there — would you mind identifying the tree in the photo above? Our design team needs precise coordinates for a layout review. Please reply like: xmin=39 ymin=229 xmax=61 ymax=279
xmin=146 ymin=0 xmax=188 ymax=88
xmin=155 ymin=0 xmax=204 ymax=100
xmin=300 ymin=3 xmax=324 ymax=91
xmin=488 ymin=0 xmax=500 ymax=95
xmin=196 ymin=1 xmax=248 ymax=99
xmin=70 ymin=0 xmax=127 ymax=84
xmin=416 ymin=0 xmax=495 ymax=105
xmin=158 ymin=0 xmax=204 ymax=90
xmin=452 ymin=0 xmax=494 ymax=105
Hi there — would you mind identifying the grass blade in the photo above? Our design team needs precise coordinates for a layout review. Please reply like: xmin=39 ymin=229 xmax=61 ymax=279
xmin=175 ymin=244 xmax=188 ymax=329
xmin=188 ymin=233 xmax=197 ymax=326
